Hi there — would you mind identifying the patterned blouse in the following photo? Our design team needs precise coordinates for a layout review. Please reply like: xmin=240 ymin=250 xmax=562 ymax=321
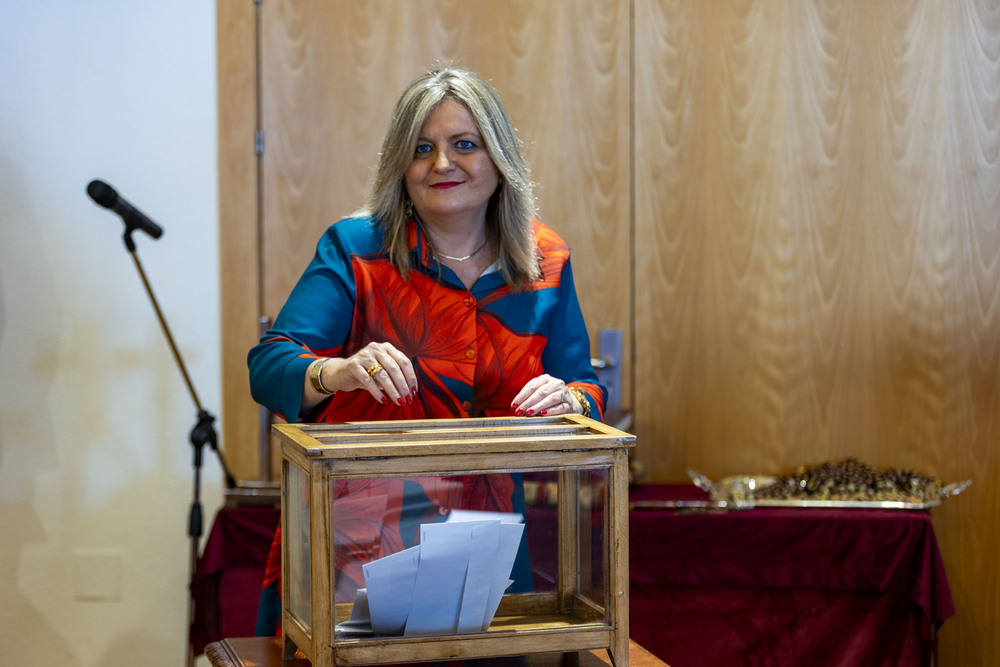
xmin=248 ymin=215 xmax=605 ymax=424
xmin=247 ymin=215 xmax=606 ymax=626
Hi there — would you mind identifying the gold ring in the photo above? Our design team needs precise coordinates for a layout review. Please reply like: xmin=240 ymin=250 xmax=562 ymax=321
xmin=367 ymin=361 xmax=384 ymax=378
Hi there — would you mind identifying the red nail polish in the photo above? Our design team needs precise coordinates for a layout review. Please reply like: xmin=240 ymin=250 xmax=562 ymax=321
xmin=411 ymin=386 xmax=418 ymax=395
xmin=540 ymin=410 xmax=548 ymax=416
xmin=515 ymin=408 xmax=523 ymax=416
xmin=526 ymin=409 xmax=534 ymax=416
xmin=512 ymin=403 xmax=519 ymax=410
xmin=406 ymin=395 xmax=413 ymax=405
xmin=397 ymin=397 xmax=405 ymax=406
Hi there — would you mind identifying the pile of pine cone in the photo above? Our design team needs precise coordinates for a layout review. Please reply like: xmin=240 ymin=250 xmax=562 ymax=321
xmin=753 ymin=457 xmax=940 ymax=503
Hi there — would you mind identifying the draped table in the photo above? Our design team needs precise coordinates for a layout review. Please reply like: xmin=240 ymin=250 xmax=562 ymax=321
xmin=190 ymin=506 xmax=280 ymax=655
xmin=627 ymin=484 xmax=954 ymax=667
xmin=191 ymin=485 xmax=954 ymax=666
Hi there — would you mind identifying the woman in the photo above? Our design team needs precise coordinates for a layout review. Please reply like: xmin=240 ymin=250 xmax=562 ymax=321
xmin=249 ymin=67 xmax=605 ymax=634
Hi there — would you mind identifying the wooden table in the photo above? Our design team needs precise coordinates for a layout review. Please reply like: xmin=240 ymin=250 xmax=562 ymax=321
xmin=204 ymin=637 xmax=668 ymax=667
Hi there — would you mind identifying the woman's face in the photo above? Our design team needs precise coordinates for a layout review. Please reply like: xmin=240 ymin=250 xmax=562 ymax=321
xmin=405 ymin=98 xmax=500 ymax=230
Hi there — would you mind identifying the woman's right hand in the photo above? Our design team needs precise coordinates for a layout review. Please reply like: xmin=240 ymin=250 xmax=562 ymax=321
xmin=303 ymin=342 xmax=418 ymax=410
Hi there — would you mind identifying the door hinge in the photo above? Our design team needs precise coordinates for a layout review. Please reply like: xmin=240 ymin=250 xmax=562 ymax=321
xmin=255 ymin=130 xmax=264 ymax=156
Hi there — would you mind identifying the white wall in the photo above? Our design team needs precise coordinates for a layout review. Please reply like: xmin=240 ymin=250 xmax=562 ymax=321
xmin=0 ymin=3 xmax=224 ymax=665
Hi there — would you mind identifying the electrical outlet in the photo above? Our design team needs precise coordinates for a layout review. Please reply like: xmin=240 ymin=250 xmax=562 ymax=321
xmin=73 ymin=548 xmax=122 ymax=601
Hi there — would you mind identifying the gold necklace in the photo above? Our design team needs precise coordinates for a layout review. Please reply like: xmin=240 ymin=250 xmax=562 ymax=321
xmin=436 ymin=238 xmax=489 ymax=262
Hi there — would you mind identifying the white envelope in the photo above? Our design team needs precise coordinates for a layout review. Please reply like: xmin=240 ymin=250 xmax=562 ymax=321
xmin=403 ymin=530 xmax=470 ymax=637
xmin=423 ymin=520 xmax=501 ymax=634
xmin=362 ymin=545 xmax=420 ymax=636
xmin=481 ymin=522 xmax=524 ymax=631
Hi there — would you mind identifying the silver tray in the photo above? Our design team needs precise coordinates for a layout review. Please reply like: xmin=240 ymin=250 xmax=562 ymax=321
xmin=687 ymin=470 xmax=972 ymax=511
xmin=750 ymin=498 xmax=941 ymax=510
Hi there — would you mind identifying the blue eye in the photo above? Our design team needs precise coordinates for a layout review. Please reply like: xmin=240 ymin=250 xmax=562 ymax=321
xmin=415 ymin=144 xmax=432 ymax=155
xmin=456 ymin=140 xmax=475 ymax=150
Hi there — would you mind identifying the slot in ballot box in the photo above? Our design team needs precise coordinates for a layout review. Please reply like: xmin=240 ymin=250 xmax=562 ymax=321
xmin=275 ymin=415 xmax=635 ymax=667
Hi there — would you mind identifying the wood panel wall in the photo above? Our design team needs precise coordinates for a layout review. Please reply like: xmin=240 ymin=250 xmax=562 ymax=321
xmin=251 ymin=0 xmax=632 ymax=474
xmin=219 ymin=0 xmax=999 ymax=663
xmin=218 ymin=0 xmax=260 ymax=481
xmin=257 ymin=1 xmax=631 ymax=331
xmin=633 ymin=1 xmax=1000 ymax=663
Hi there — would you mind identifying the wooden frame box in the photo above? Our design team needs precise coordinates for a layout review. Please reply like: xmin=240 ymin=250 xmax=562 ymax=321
xmin=275 ymin=415 xmax=635 ymax=666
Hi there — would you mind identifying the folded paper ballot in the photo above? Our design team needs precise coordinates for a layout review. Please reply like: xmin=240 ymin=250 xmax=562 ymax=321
xmin=340 ymin=517 xmax=524 ymax=638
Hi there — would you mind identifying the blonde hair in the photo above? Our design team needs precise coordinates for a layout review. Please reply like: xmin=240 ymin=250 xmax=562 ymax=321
xmin=366 ymin=68 xmax=539 ymax=285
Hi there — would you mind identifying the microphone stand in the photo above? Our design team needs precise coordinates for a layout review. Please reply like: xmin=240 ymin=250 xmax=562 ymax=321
xmin=119 ymin=225 xmax=236 ymax=667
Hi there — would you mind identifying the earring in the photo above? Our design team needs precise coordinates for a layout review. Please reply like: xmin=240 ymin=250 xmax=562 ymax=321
xmin=406 ymin=200 xmax=414 ymax=219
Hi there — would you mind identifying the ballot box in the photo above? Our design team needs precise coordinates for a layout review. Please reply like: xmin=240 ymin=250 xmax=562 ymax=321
xmin=275 ymin=415 xmax=635 ymax=667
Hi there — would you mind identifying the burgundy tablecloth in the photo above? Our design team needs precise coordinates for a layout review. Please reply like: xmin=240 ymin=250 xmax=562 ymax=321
xmin=189 ymin=506 xmax=280 ymax=654
xmin=628 ymin=484 xmax=954 ymax=667
xmin=189 ymin=487 xmax=955 ymax=666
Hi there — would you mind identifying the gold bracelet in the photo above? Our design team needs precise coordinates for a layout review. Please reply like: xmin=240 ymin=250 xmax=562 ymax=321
xmin=568 ymin=386 xmax=590 ymax=418
xmin=309 ymin=358 xmax=335 ymax=395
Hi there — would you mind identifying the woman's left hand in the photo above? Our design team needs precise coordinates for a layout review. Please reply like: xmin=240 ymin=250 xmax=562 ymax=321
xmin=511 ymin=374 xmax=583 ymax=417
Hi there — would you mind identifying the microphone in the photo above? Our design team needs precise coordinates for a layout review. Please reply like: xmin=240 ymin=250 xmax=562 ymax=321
xmin=87 ymin=179 xmax=164 ymax=240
